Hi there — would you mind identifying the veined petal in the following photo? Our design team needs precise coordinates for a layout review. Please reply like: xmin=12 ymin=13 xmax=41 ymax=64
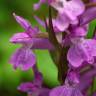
xmin=84 ymin=39 xmax=96 ymax=57
xmin=13 ymin=13 xmax=31 ymax=30
xmin=63 ymin=0 xmax=85 ymax=20
xmin=51 ymin=0 xmax=85 ymax=20
xmin=50 ymin=85 xmax=83 ymax=96
xmin=67 ymin=45 xmax=84 ymax=67
xmin=10 ymin=32 xmax=54 ymax=50
xmin=10 ymin=32 xmax=32 ymax=44
xmin=67 ymin=71 xmax=80 ymax=84
xmin=79 ymin=39 xmax=96 ymax=64
xmin=71 ymin=25 xmax=88 ymax=37
xmin=53 ymin=14 xmax=69 ymax=32
xmin=18 ymin=82 xmax=50 ymax=96
xmin=13 ymin=13 xmax=39 ymax=35
xmin=10 ymin=47 xmax=36 ymax=71
xmin=67 ymin=39 xmax=96 ymax=67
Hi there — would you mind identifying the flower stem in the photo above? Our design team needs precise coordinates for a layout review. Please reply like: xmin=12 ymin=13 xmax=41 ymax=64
xmin=57 ymin=46 xmax=69 ymax=85
xmin=82 ymin=0 xmax=89 ymax=3
xmin=86 ymin=3 xmax=96 ymax=8
xmin=45 ymin=6 xmax=69 ymax=85
xmin=91 ymin=77 xmax=95 ymax=95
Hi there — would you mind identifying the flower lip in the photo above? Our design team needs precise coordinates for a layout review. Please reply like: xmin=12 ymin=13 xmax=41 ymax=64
xmin=10 ymin=32 xmax=32 ymax=44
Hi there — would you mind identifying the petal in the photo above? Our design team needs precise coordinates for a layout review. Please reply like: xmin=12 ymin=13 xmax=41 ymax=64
xmin=67 ymin=45 xmax=84 ymax=67
xmin=33 ymin=0 xmax=46 ymax=10
xmin=18 ymin=82 xmax=50 ymax=96
xmin=10 ymin=47 xmax=36 ymax=71
xmin=50 ymin=86 xmax=72 ymax=96
xmin=34 ymin=16 xmax=46 ymax=28
xmin=79 ymin=79 xmax=92 ymax=92
xmin=63 ymin=0 xmax=85 ymax=20
xmin=33 ymin=65 xmax=43 ymax=86
xmin=90 ymin=0 xmax=96 ymax=2
xmin=78 ymin=68 xmax=96 ymax=91
xmin=84 ymin=39 xmax=96 ymax=56
xmin=50 ymin=85 xmax=83 ymax=96
xmin=26 ymin=26 xmax=39 ymax=36
xmin=18 ymin=82 xmax=35 ymax=92
xmin=68 ymin=39 xmax=96 ymax=67
xmin=53 ymin=14 xmax=69 ymax=32
xmin=10 ymin=32 xmax=32 ymax=44
xmin=51 ymin=0 xmax=85 ymax=20
xmin=13 ymin=13 xmax=31 ymax=30
xmin=67 ymin=71 xmax=80 ymax=84
xmin=80 ymin=7 xmax=96 ymax=25
xmin=31 ymin=38 xmax=54 ymax=50
xmin=39 ymin=88 xmax=50 ymax=96
xmin=79 ymin=39 xmax=96 ymax=64
xmin=71 ymin=25 xmax=88 ymax=37
xmin=10 ymin=33 xmax=54 ymax=50
xmin=18 ymin=82 xmax=41 ymax=95
xmin=51 ymin=0 xmax=66 ymax=14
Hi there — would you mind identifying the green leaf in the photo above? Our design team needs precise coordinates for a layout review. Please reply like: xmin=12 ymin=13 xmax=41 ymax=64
xmin=87 ymin=20 xmax=96 ymax=38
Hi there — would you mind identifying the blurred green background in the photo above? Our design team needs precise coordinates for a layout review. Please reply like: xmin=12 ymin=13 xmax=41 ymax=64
xmin=0 ymin=0 xmax=59 ymax=96
xmin=1 ymin=0 xmax=96 ymax=96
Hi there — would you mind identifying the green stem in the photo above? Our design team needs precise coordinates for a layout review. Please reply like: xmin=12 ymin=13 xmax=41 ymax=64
xmin=57 ymin=47 xmax=69 ymax=85
xmin=45 ymin=6 xmax=69 ymax=85
xmin=46 ymin=6 xmax=61 ymax=51
xmin=91 ymin=77 xmax=95 ymax=95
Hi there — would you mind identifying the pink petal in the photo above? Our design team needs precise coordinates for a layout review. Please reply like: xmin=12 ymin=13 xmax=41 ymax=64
xmin=67 ymin=45 xmax=84 ymax=67
xmin=10 ymin=47 xmax=36 ymax=71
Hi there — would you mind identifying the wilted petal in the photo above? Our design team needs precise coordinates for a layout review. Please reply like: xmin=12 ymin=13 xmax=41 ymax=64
xmin=10 ymin=47 xmax=36 ymax=71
